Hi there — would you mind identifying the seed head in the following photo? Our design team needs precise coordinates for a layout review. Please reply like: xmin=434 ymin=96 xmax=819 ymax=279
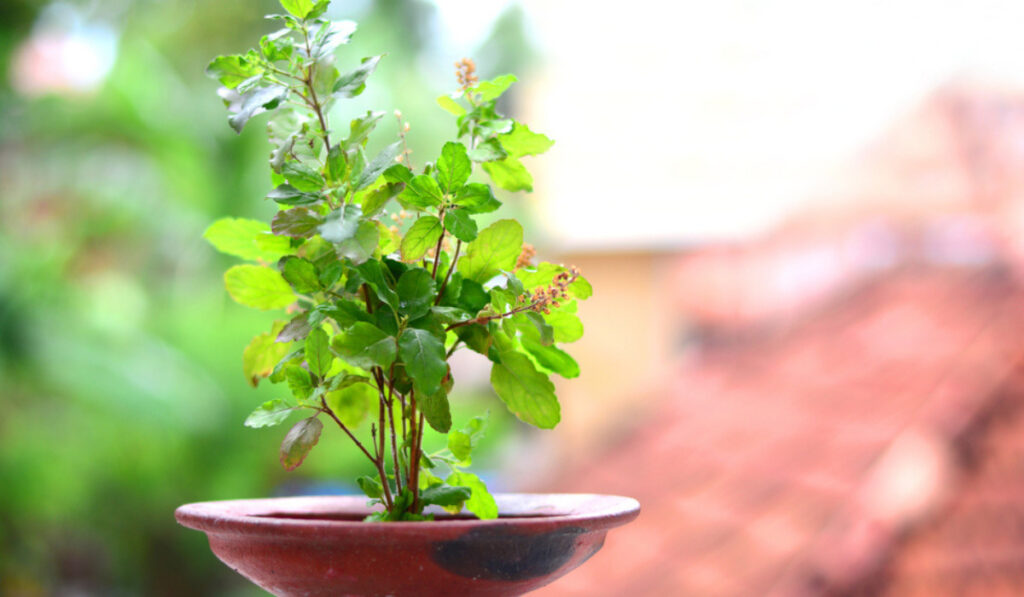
xmin=515 ymin=244 xmax=536 ymax=269
xmin=527 ymin=265 xmax=581 ymax=313
xmin=455 ymin=58 xmax=478 ymax=91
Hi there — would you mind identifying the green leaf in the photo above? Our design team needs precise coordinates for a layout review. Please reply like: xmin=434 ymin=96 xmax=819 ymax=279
xmin=312 ymin=62 xmax=339 ymax=99
xmin=228 ymin=85 xmax=289 ymax=134
xmin=319 ymin=204 xmax=362 ymax=244
xmin=357 ymin=475 xmax=383 ymax=499
xmin=522 ymin=338 xmax=579 ymax=378
xmin=204 ymin=217 xmax=291 ymax=261
xmin=329 ymin=373 xmax=372 ymax=391
xmin=306 ymin=0 xmax=330 ymax=19
xmin=436 ymin=94 xmax=466 ymax=116
xmin=456 ymin=279 xmax=489 ymax=313
xmin=490 ymin=350 xmax=559 ymax=428
xmin=396 ymin=268 xmax=436 ymax=320
xmin=454 ymin=183 xmax=501 ymax=214
xmin=335 ymin=220 xmax=378 ymax=265
xmin=547 ymin=304 xmax=584 ymax=343
xmin=325 ymin=382 xmax=374 ymax=427
xmin=309 ymin=21 xmax=357 ymax=59
xmin=319 ymin=299 xmax=373 ymax=329
xmin=279 ymin=0 xmax=313 ymax=19
xmin=400 ymin=175 xmax=444 ymax=209
xmin=277 ymin=313 xmax=312 ymax=342
xmin=436 ymin=142 xmax=471 ymax=193
xmin=280 ymin=417 xmax=323 ymax=471
xmin=357 ymin=141 xmax=403 ymax=190
xmin=271 ymin=208 xmax=322 ymax=238
xmin=334 ymin=55 xmax=383 ymax=98
xmin=429 ymin=306 xmax=471 ymax=325
xmin=319 ymin=261 xmax=344 ymax=288
xmin=260 ymin=30 xmax=294 ymax=63
xmin=498 ymin=123 xmax=555 ymax=158
xmin=327 ymin=143 xmax=347 ymax=182
xmin=377 ymin=220 xmax=401 ymax=255
xmin=346 ymin=110 xmax=384 ymax=148
xmin=354 ymin=260 xmax=399 ymax=308
xmin=383 ymin=163 xmax=414 ymax=185
xmin=458 ymin=219 xmax=523 ymax=283
xmin=420 ymin=484 xmax=471 ymax=507
xmin=448 ymin=430 xmax=472 ymax=461
xmin=282 ymin=161 xmax=325 ymax=192
xmin=267 ymin=184 xmax=320 ymax=206
xmin=243 ymin=322 xmax=293 ymax=386
xmin=443 ymin=209 xmax=478 ymax=242
xmin=482 ymin=156 xmax=533 ymax=192
xmin=284 ymin=365 xmax=314 ymax=400
xmin=398 ymin=328 xmax=447 ymax=397
xmin=207 ymin=54 xmax=264 ymax=88
xmin=244 ymin=399 xmax=295 ymax=428
xmin=331 ymin=322 xmax=396 ymax=370
xmin=420 ymin=385 xmax=452 ymax=433
xmin=473 ymin=74 xmax=517 ymax=101
xmin=225 ymin=265 xmax=296 ymax=310
xmin=454 ymin=323 xmax=492 ymax=355
xmin=359 ymin=182 xmax=404 ymax=218
xmin=448 ymin=472 xmax=498 ymax=519
xmin=467 ymin=138 xmax=507 ymax=163
xmin=525 ymin=311 xmax=554 ymax=345
xmin=281 ymin=257 xmax=320 ymax=294
xmin=400 ymin=216 xmax=442 ymax=262
xmin=304 ymin=327 xmax=333 ymax=377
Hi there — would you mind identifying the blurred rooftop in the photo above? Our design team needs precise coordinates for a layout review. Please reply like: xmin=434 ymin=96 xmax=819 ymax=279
xmin=536 ymin=81 xmax=1024 ymax=596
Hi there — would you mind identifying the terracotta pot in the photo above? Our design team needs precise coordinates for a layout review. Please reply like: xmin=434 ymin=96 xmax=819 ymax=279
xmin=175 ymin=493 xmax=638 ymax=596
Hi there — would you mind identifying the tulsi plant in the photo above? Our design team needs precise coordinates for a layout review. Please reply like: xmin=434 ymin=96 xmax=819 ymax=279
xmin=203 ymin=0 xmax=590 ymax=521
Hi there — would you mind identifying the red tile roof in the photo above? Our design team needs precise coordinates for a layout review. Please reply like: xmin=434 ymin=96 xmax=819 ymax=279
xmin=537 ymin=267 xmax=1024 ymax=596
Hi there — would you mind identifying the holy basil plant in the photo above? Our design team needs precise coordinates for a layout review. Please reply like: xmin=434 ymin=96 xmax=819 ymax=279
xmin=204 ymin=0 xmax=590 ymax=521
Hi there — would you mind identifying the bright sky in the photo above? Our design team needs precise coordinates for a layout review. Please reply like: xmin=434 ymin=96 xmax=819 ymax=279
xmin=436 ymin=0 xmax=1024 ymax=249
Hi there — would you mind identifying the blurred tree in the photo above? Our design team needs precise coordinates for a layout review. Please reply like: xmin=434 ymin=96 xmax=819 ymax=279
xmin=0 ymin=0 xmax=530 ymax=594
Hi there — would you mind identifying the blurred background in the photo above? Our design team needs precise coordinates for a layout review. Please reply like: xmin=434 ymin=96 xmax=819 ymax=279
xmin=5 ymin=0 xmax=1024 ymax=595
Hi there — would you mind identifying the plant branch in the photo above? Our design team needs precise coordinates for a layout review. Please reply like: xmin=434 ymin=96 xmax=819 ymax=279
xmin=318 ymin=397 xmax=375 ymax=464
xmin=435 ymin=238 xmax=461 ymax=305
xmin=446 ymin=302 xmax=536 ymax=331
xmin=374 ymin=367 xmax=403 ymax=495
xmin=373 ymin=399 xmax=394 ymax=509
xmin=301 ymin=27 xmax=331 ymax=151
xmin=410 ymin=411 xmax=426 ymax=513
xmin=431 ymin=207 xmax=447 ymax=279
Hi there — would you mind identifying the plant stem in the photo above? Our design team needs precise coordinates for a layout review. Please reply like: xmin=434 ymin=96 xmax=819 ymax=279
xmin=374 ymin=400 xmax=394 ymax=509
xmin=431 ymin=207 xmax=447 ymax=279
xmin=446 ymin=302 xmax=537 ymax=331
xmin=410 ymin=411 xmax=426 ymax=513
xmin=406 ymin=390 xmax=419 ymax=505
xmin=435 ymin=239 xmax=461 ymax=305
xmin=375 ymin=367 xmax=403 ymax=495
xmin=319 ymin=397 xmax=375 ymax=464
xmin=301 ymin=26 xmax=331 ymax=151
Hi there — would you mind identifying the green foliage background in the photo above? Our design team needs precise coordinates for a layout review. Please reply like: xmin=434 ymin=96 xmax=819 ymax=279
xmin=0 ymin=0 xmax=535 ymax=593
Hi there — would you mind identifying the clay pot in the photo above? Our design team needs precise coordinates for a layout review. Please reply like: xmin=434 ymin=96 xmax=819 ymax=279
xmin=175 ymin=493 xmax=638 ymax=596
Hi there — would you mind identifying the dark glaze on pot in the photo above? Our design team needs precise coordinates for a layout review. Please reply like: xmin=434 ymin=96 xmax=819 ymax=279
xmin=175 ymin=493 xmax=639 ymax=597
xmin=432 ymin=526 xmax=587 ymax=581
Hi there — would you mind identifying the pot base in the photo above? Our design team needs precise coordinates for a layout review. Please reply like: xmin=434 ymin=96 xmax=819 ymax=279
xmin=175 ymin=493 xmax=639 ymax=597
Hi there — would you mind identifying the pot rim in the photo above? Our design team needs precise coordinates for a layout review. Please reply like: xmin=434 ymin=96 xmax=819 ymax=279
xmin=176 ymin=493 xmax=640 ymax=538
